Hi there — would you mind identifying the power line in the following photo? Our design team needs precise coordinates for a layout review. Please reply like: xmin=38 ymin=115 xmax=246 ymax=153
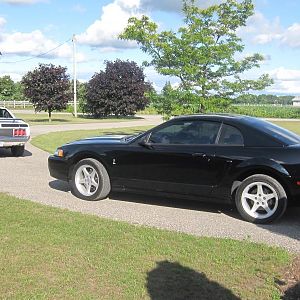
xmin=0 ymin=38 xmax=72 ymax=64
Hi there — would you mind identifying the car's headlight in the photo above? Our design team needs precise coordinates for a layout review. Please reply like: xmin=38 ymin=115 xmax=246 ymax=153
xmin=54 ymin=148 xmax=64 ymax=157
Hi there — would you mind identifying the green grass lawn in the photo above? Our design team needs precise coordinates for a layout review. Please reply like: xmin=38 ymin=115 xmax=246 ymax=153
xmin=31 ymin=126 xmax=152 ymax=153
xmin=0 ymin=193 xmax=292 ymax=299
xmin=15 ymin=113 xmax=141 ymax=125
xmin=272 ymin=121 xmax=300 ymax=135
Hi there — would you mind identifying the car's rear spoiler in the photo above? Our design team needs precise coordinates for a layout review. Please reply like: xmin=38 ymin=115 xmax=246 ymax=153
xmin=0 ymin=118 xmax=28 ymax=128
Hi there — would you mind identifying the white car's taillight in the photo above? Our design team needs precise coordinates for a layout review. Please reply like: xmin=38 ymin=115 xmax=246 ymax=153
xmin=13 ymin=128 xmax=27 ymax=137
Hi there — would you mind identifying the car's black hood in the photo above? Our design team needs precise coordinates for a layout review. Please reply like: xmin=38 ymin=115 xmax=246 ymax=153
xmin=66 ymin=135 xmax=129 ymax=146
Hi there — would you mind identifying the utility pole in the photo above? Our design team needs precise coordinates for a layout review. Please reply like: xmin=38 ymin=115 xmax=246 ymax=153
xmin=72 ymin=34 xmax=78 ymax=118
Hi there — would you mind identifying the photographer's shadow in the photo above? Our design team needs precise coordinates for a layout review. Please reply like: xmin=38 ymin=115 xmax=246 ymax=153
xmin=147 ymin=261 xmax=239 ymax=300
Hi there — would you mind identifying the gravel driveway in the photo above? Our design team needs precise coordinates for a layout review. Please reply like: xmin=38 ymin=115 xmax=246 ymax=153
xmin=0 ymin=116 xmax=299 ymax=252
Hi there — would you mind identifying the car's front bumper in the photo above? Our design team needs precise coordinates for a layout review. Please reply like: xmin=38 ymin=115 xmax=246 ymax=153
xmin=48 ymin=155 xmax=69 ymax=181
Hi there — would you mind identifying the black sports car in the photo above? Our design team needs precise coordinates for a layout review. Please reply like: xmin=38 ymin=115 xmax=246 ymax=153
xmin=48 ymin=114 xmax=300 ymax=223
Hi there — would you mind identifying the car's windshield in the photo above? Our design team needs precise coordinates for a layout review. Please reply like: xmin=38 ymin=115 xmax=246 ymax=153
xmin=0 ymin=109 xmax=13 ymax=118
xmin=244 ymin=117 xmax=300 ymax=145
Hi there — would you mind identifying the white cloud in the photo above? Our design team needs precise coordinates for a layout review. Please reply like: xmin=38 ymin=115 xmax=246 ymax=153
xmin=0 ymin=17 xmax=6 ymax=29
xmin=269 ymin=67 xmax=300 ymax=82
xmin=281 ymin=23 xmax=300 ymax=48
xmin=0 ymin=0 xmax=47 ymax=5
xmin=241 ymin=11 xmax=282 ymax=44
xmin=77 ymin=0 xmax=140 ymax=49
xmin=267 ymin=68 xmax=300 ymax=94
xmin=243 ymin=11 xmax=300 ymax=49
xmin=0 ymin=30 xmax=70 ymax=58
xmin=0 ymin=29 xmax=87 ymax=62
xmin=78 ymin=0 xmax=224 ymax=50
xmin=266 ymin=81 xmax=300 ymax=95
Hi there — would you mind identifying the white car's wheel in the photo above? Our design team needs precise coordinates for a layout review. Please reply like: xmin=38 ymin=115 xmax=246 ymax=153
xmin=70 ymin=158 xmax=111 ymax=201
xmin=235 ymin=174 xmax=287 ymax=223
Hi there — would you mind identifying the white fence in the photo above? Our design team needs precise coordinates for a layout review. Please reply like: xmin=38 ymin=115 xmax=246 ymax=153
xmin=0 ymin=100 xmax=31 ymax=108
xmin=0 ymin=100 xmax=74 ymax=109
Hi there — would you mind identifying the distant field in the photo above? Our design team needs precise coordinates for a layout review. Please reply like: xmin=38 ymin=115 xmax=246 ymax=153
xmin=140 ymin=105 xmax=300 ymax=119
xmin=227 ymin=105 xmax=300 ymax=119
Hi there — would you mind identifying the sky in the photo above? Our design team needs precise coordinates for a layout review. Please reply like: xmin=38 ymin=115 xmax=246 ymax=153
xmin=0 ymin=0 xmax=300 ymax=95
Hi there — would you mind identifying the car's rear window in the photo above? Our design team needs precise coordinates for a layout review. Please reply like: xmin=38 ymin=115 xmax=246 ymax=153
xmin=244 ymin=117 xmax=300 ymax=145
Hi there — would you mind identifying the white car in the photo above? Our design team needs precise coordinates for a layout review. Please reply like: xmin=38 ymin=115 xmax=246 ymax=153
xmin=0 ymin=107 xmax=30 ymax=156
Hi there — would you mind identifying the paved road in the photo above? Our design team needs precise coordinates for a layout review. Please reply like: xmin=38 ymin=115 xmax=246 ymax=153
xmin=0 ymin=117 xmax=299 ymax=252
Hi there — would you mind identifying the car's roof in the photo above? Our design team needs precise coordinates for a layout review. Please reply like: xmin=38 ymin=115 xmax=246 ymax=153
xmin=172 ymin=113 xmax=250 ymax=122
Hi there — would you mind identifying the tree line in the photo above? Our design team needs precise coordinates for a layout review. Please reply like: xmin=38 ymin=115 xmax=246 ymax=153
xmin=233 ymin=94 xmax=294 ymax=105
xmin=0 ymin=76 xmax=24 ymax=101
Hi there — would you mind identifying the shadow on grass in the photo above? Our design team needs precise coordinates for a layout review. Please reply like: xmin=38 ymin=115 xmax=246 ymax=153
xmin=0 ymin=148 xmax=32 ymax=158
xmin=147 ymin=261 xmax=239 ymax=300
xmin=281 ymin=282 xmax=300 ymax=300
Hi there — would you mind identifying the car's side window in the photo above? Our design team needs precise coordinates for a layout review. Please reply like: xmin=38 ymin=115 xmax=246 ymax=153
xmin=218 ymin=124 xmax=244 ymax=145
xmin=149 ymin=120 xmax=221 ymax=145
xmin=0 ymin=109 xmax=12 ymax=118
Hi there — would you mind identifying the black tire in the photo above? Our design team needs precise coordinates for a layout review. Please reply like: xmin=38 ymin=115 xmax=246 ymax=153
xmin=235 ymin=174 xmax=287 ymax=224
xmin=11 ymin=145 xmax=25 ymax=157
xmin=70 ymin=158 xmax=111 ymax=201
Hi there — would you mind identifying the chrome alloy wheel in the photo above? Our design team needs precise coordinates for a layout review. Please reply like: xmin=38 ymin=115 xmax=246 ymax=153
xmin=241 ymin=181 xmax=279 ymax=220
xmin=75 ymin=164 xmax=100 ymax=197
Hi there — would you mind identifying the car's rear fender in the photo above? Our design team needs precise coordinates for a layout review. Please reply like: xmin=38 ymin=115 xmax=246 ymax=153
xmin=230 ymin=158 xmax=292 ymax=201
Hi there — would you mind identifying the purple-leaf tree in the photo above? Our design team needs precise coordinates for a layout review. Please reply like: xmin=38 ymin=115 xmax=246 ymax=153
xmin=22 ymin=64 xmax=71 ymax=122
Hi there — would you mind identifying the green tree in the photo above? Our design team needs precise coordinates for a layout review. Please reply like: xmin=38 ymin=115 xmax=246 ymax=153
xmin=0 ymin=75 xmax=15 ymax=101
xmin=120 ymin=0 xmax=273 ymax=116
xmin=149 ymin=82 xmax=196 ymax=119
xmin=22 ymin=64 xmax=70 ymax=121
xmin=13 ymin=82 xmax=26 ymax=101
xmin=85 ymin=59 xmax=151 ymax=117
xmin=77 ymin=81 xmax=87 ymax=113
xmin=69 ymin=80 xmax=87 ymax=114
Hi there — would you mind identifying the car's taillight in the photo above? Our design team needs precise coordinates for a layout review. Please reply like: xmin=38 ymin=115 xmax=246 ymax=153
xmin=13 ymin=128 xmax=26 ymax=137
